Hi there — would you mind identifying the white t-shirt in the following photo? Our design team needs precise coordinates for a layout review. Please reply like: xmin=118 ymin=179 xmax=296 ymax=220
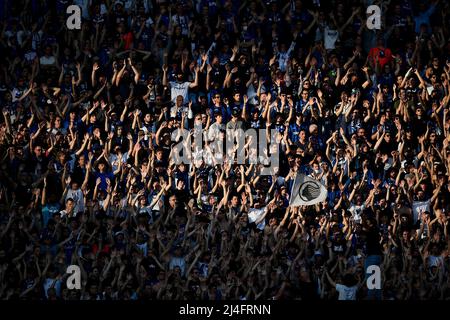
xmin=334 ymin=101 xmax=351 ymax=115
xmin=5 ymin=30 xmax=26 ymax=46
xmin=31 ymin=30 xmax=44 ymax=50
xmin=121 ymin=0 xmax=134 ymax=11
xmin=171 ymin=15 xmax=189 ymax=35
xmin=100 ymin=3 xmax=108 ymax=15
xmin=40 ymin=55 xmax=57 ymax=66
xmin=150 ymin=194 xmax=162 ymax=213
xmin=336 ymin=284 xmax=358 ymax=300
xmin=169 ymin=256 xmax=186 ymax=275
xmin=24 ymin=51 xmax=37 ymax=63
xmin=60 ymin=209 xmax=76 ymax=218
xmin=136 ymin=242 xmax=148 ymax=257
xmin=331 ymin=156 xmax=349 ymax=176
xmin=109 ymin=152 xmax=129 ymax=172
xmin=207 ymin=122 xmax=224 ymax=141
xmin=66 ymin=189 xmax=85 ymax=214
xmin=169 ymin=81 xmax=190 ymax=104
xmin=136 ymin=205 xmax=155 ymax=224
xmin=349 ymin=203 xmax=366 ymax=224
xmin=246 ymin=83 xmax=258 ymax=105
xmin=324 ymin=26 xmax=339 ymax=50
xmin=248 ymin=207 xmax=266 ymax=230
xmin=170 ymin=104 xmax=193 ymax=119
xmin=277 ymin=41 xmax=296 ymax=72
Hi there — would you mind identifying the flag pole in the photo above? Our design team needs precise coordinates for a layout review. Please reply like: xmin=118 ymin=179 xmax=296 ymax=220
xmin=289 ymin=171 xmax=298 ymax=207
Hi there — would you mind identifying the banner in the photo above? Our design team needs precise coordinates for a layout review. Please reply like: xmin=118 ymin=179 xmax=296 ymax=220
xmin=290 ymin=173 xmax=328 ymax=207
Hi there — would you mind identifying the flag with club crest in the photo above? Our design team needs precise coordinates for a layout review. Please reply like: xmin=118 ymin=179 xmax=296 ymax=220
xmin=289 ymin=173 xmax=328 ymax=206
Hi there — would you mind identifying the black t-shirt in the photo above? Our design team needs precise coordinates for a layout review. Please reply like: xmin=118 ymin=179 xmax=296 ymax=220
xmin=142 ymin=256 xmax=161 ymax=281
xmin=378 ymin=139 xmax=396 ymax=156
xmin=297 ymin=280 xmax=318 ymax=300
xmin=14 ymin=183 xmax=32 ymax=206
xmin=364 ymin=225 xmax=382 ymax=256
xmin=173 ymin=188 xmax=189 ymax=206
xmin=411 ymin=116 xmax=428 ymax=137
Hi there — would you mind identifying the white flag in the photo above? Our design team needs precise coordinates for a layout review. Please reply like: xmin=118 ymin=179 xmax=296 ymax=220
xmin=290 ymin=173 xmax=328 ymax=206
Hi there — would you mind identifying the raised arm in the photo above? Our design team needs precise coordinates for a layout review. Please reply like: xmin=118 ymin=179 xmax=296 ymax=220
xmin=189 ymin=65 xmax=199 ymax=88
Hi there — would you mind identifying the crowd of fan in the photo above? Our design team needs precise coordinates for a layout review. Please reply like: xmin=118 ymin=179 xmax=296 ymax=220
xmin=0 ymin=0 xmax=449 ymax=300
